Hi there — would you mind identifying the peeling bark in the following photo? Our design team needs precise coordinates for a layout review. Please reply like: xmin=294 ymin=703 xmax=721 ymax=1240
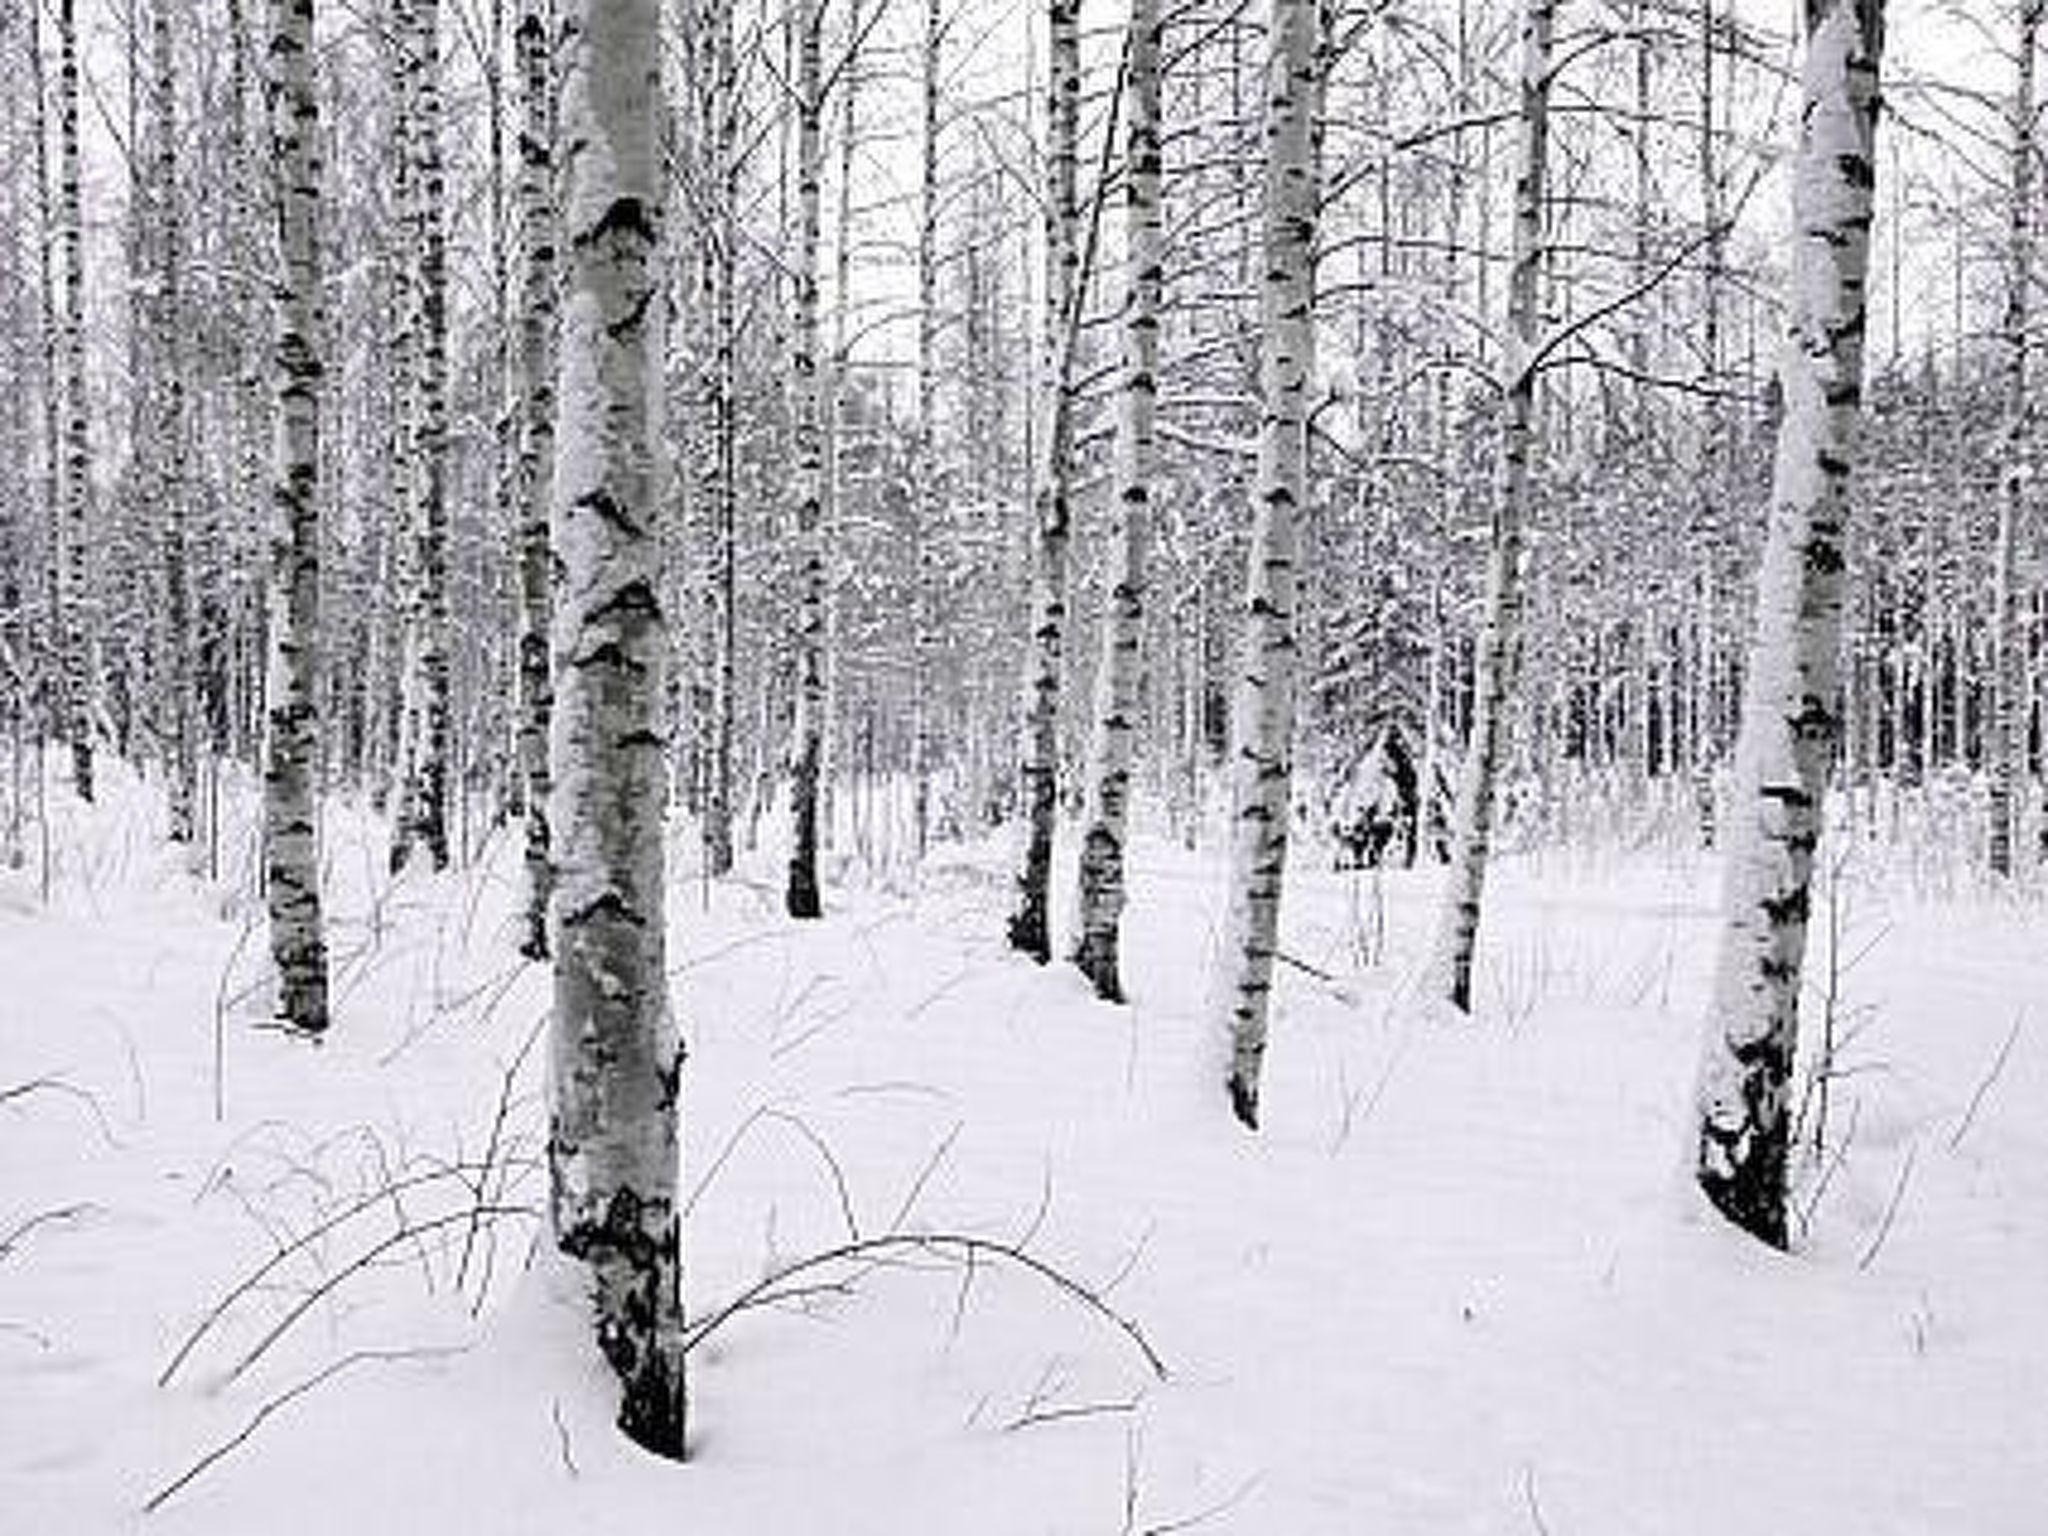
xmin=1989 ymin=0 xmax=2036 ymax=878
xmin=1007 ymin=0 xmax=1081 ymax=964
xmin=549 ymin=0 xmax=686 ymax=1456
xmin=57 ymin=0 xmax=93 ymax=803
xmin=1216 ymin=0 xmax=1318 ymax=1128
xmin=1072 ymin=0 xmax=1162 ymax=1004
xmin=1696 ymin=0 xmax=1886 ymax=1249
xmin=1428 ymin=0 xmax=1554 ymax=1015
xmin=263 ymin=0 xmax=331 ymax=1034
xmin=785 ymin=0 xmax=827 ymax=920
xmin=514 ymin=0 xmax=556 ymax=958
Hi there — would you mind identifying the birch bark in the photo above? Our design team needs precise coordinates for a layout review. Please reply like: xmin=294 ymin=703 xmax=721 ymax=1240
xmin=703 ymin=0 xmax=738 ymax=878
xmin=156 ymin=0 xmax=196 ymax=845
xmin=1007 ymin=0 xmax=1081 ymax=963
xmin=514 ymin=0 xmax=556 ymax=958
xmin=264 ymin=0 xmax=331 ymax=1034
xmin=911 ymin=0 xmax=943 ymax=863
xmin=1428 ymin=0 xmax=1554 ymax=1014
xmin=391 ymin=0 xmax=452 ymax=873
xmin=1989 ymin=0 xmax=2036 ymax=878
xmin=1072 ymin=0 xmax=1161 ymax=1003
xmin=785 ymin=0 xmax=827 ymax=919
xmin=58 ymin=0 xmax=93 ymax=803
xmin=1696 ymin=0 xmax=1886 ymax=1249
xmin=1218 ymin=0 xmax=1317 ymax=1128
xmin=548 ymin=0 xmax=686 ymax=1455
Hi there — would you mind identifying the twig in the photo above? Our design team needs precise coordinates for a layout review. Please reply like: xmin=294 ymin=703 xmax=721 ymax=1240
xmin=1948 ymin=1010 xmax=2024 ymax=1152
xmin=1099 ymin=1221 xmax=1154 ymax=1297
xmin=1857 ymin=1140 xmax=1920 ymax=1273
xmin=213 ymin=910 xmax=260 ymax=1120
xmin=144 ymin=1346 xmax=469 ymax=1513
xmin=1274 ymin=950 xmax=1337 ymax=982
xmin=888 ymin=1120 xmax=963 ymax=1233
xmin=1328 ymin=1033 xmax=1413 ymax=1156
xmin=0 ymin=1203 xmax=100 ymax=1260
xmin=684 ymin=1105 xmax=859 ymax=1242
xmin=1141 ymin=1470 xmax=1265 ymax=1535
xmin=221 ymin=1205 xmax=537 ymax=1387
xmin=457 ymin=1013 xmax=547 ymax=1293
xmin=1796 ymin=1095 xmax=1862 ymax=1239
xmin=682 ymin=1231 xmax=1168 ymax=1379
xmin=158 ymin=1163 xmax=517 ymax=1387
xmin=1522 ymin=1465 xmax=1555 ymax=1536
xmin=550 ymin=1398 xmax=579 ymax=1478
xmin=0 ymin=1073 xmax=122 ymax=1146
xmin=1004 ymin=1393 xmax=1142 ymax=1433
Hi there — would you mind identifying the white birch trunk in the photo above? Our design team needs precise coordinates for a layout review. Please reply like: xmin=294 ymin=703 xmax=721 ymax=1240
xmin=1007 ymin=0 xmax=1080 ymax=963
xmin=1989 ymin=0 xmax=2036 ymax=878
xmin=1695 ymin=0 xmax=1886 ymax=1248
xmin=391 ymin=0 xmax=452 ymax=873
xmin=263 ymin=0 xmax=331 ymax=1034
xmin=1428 ymin=0 xmax=1554 ymax=1014
xmin=911 ymin=0 xmax=943 ymax=864
xmin=548 ymin=0 xmax=685 ymax=1456
xmin=784 ymin=0 xmax=827 ymax=919
xmin=705 ymin=0 xmax=738 ymax=878
xmin=378 ymin=0 xmax=417 ymax=819
xmin=514 ymin=0 xmax=555 ymax=958
xmin=156 ymin=0 xmax=196 ymax=846
xmin=1217 ymin=0 xmax=1317 ymax=1128
xmin=1071 ymin=0 xmax=1161 ymax=1003
xmin=57 ymin=0 xmax=93 ymax=803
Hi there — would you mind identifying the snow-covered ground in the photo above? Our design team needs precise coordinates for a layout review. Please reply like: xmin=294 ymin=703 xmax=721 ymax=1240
xmin=3 ymin=767 xmax=2044 ymax=1533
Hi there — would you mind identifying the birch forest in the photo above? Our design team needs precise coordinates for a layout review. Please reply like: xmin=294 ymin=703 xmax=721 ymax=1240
xmin=1 ymin=0 xmax=2044 ymax=1527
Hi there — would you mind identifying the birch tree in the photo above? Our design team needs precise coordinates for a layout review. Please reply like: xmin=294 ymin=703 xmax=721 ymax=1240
xmin=911 ymin=0 xmax=944 ymax=863
xmin=1072 ymin=0 xmax=1162 ymax=1003
xmin=155 ymin=0 xmax=196 ymax=846
xmin=391 ymin=0 xmax=452 ymax=874
xmin=548 ymin=0 xmax=686 ymax=1456
xmin=1428 ymin=0 xmax=1555 ymax=1014
xmin=1989 ymin=0 xmax=2036 ymax=878
xmin=1695 ymin=0 xmax=1886 ymax=1249
xmin=703 ymin=0 xmax=738 ymax=878
xmin=264 ymin=0 xmax=331 ymax=1034
xmin=1218 ymin=0 xmax=1318 ymax=1129
xmin=57 ymin=0 xmax=92 ymax=803
xmin=785 ymin=0 xmax=827 ymax=919
xmin=513 ymin=0 xmax=555 ymax=958
xmin=1008 ymin=0 xmax=1081 ymax=963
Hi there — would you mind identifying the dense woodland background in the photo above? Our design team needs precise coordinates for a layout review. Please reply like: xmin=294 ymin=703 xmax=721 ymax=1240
xmin=0 ymin=0 xmax=2038 ymax=883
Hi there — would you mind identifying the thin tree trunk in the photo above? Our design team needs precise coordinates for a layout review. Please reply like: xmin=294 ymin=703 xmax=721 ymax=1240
xmin=1428 ymin=0 xmax=1554 ymax=1014
xmin=513 ymin=0 xmax=555 ymax=958
xmin=392 ymin=0 xmax=452 ymax=873
xmin=1218 ymin=0 xmax=1318 ymax=1129
xmin=785 ymin=0 xmax=827 ymax=919
xmin=1989 ymin=0 xmax=2036 ymax=877
xmin=264 ymin=0 xmax=331 ymax=1034
xmin=703 ymin=0 xmax=738 ymax=878
xmin=911 ymin=0 xmax=943 ymax=864
xmin=382 ymin=0 xmax=418 ymax=821
xmin=29 ymin=0 xmax=62 ymax=765
xmin=549 ymin=0 xmax=685 ymax=1457
xmin=1007 ymin=0 xmax=1081 ymax=963
xmin=57 ymin=0 xmax=93 ymax=803
xmin=156 ymin=0 xmax=196 ymax=844
xmin=1071 ymin=0 xmax=1161 ymax=1003
xmin=1695 ymin=0 xmax=1886 ymax=1249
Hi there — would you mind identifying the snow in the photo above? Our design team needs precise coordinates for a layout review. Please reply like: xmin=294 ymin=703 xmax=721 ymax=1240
xmin=2 ymin=764 xmax=2045 ymax=1533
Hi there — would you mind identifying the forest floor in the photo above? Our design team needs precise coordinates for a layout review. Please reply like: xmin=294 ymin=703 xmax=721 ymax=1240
xmin=2 ymin=765 xmax=2045 ymax=1534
